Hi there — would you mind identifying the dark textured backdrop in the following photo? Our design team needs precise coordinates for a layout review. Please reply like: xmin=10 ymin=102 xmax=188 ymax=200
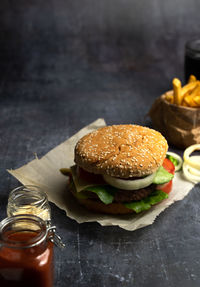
xmin=1 ymin=1 xmax=200 ymax=286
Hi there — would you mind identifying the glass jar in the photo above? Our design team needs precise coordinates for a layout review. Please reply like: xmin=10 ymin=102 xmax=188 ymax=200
xmin=0 ymin=215 xmax=54 ymax=287
xmin=7 ymin=185 xmax=51 ymax=222
xmin=184 ymin=39 xmax=200 ymax=82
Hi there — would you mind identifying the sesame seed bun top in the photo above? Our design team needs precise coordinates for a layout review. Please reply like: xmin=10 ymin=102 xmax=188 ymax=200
xmin=74 ymin=125 xmax=168 ymax=178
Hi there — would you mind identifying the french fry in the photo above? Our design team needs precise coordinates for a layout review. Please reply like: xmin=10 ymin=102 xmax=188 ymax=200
xmin=165 ymin=93 xmax=174 ymax=104
xmin=182 ymin=100 xmax=189 ymax=107
xmin=193 ymin=95 xmax=200 ymax=106
xmin=171 ymin=75 xmax=200 ymax=108
xmin=189 ymin=83 xmax=200 ymax=97
xmin=183 ymin=94 xmax=199 ymax=107
xmin=183 ymin=95 xmax=193 ymax=106
xmin=180 ymin=81 xmax=199 ymax=104
xmin=173 ymin=78 xmax=182 ymax=105
xmin=188 ymin=75 xmax=197 ymax=83
xmin=181 ymin=81 xmax=198 ymax=95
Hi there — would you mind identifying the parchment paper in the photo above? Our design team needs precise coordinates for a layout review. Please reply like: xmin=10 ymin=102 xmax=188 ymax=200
xmin=8 ymin=118 xmax=194 ymax=231
xmin=149 ymin=92 xmax=200 ymax=148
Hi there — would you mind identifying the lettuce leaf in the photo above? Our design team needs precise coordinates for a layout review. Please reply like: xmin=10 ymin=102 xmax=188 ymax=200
xmin=167 ymin=154 xmax=179 ymax=167
xmin=84 ymin=185 xmax=117 ymax=204
xmin=74 ymin=184 xmax=168 ymax=213
xmin=124 ymin=190 xmax=168 ymax=213
xmin=153 ymin=166 xmax=174 ymax=185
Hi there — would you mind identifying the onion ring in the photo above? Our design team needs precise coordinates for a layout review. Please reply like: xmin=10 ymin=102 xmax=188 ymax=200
xmin=183 ymin=144 xmax=200 ymax=170
xmin=182 ymin=162 xmax=200 ymax=184
xmin=103 ymin=173 xmax=156 ymax=191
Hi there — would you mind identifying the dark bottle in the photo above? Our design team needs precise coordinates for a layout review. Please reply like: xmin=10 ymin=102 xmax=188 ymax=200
xmin=185 ymin=39 xmax=200 ymax=83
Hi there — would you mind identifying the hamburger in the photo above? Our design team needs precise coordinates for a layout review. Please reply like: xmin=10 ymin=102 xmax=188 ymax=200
xmin=68 ymin=125 xmax=175 ymax=214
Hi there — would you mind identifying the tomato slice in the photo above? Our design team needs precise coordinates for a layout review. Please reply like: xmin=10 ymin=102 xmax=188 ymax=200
xmin=78 ymin=167 xmax=105 ymax=184
xmin=162 ymin=158 xmax=175 ymax=174
xmin=156 ymin=158 xmax=175 ymax=194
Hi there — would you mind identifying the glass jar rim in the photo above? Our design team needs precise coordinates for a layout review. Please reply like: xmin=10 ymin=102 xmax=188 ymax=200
xmin=0 ymin=214 xmax=48 ymax=249
xmin=8 ymin=185 xmax=48 ymax=206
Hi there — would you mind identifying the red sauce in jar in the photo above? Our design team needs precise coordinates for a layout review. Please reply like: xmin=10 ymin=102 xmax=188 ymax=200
xmin=0 ymin=231 xmax=53 ymax=287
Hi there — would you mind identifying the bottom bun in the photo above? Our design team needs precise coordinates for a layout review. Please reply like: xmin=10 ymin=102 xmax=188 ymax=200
xmin=71 ymin=190 xmax=134 ymax=215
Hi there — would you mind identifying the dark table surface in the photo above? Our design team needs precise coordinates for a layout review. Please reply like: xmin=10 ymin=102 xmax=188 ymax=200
xmin=1 ymin=0 xmax=200 ymax=286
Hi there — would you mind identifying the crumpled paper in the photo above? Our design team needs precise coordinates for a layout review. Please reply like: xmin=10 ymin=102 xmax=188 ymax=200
xmin=8 ymin=118 xmax=194 ymax=231
xmin=149 ymin=92 xmax=200 ymax=149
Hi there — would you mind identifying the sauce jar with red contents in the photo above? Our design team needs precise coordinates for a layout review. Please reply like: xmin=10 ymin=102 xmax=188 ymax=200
xmin=0 ymin=214 xmax=60 ymax=287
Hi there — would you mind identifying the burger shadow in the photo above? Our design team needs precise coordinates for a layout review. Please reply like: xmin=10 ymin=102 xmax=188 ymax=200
xmin=52 ymin=183 xmax=153 ymax=244
xmin=77 ymin=209 xmax=154 ymax=246
xmin=76 ymin=182 xmax=199 ymax=245
xmin=51 ymin=180 xmax=200 ymax=247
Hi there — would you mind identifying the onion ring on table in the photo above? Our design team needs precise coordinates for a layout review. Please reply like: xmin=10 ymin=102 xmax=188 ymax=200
xmin=103 ymin=172 xmax=156 ymax=191
xmin=182 ymin=162 xmax=200 ymax=184
xmin=185 ymin=156 xmax=200 ymax=176
xmin=183 ymin=144 xmax=200 ymax=170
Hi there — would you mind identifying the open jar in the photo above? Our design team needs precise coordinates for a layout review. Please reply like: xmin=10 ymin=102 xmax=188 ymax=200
xmin=0 ymin=215 xmax=55 ymax=287
xmin=7 ymin=185 xmax=51 ymax=222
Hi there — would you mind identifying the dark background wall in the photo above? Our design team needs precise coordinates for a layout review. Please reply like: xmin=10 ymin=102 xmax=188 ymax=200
xmin=1 ymin=0 xmax=200 ymax=184
xmin=1 ymin=0 xmax=200 ymax=183
xmin=0 ymin=0 xmax=200 ymax=96
xmin=1 ymin=2 xmax=200 ymax=286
